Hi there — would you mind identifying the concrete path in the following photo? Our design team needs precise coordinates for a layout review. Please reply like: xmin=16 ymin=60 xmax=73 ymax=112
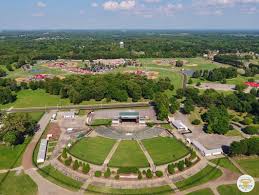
xmin=102 ymin=139 xmax=121 ymax=170
xmin=137 ymin=140 xmax=156 ymax=172
xmin=0 ymin=166 xmax=23 ymax=174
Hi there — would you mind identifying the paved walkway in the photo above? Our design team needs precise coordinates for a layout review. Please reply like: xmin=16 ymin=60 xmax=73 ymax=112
xmin=137 ymin=140 xmax=156 ymax=172
xmin=102 ymin=139 xmax=121 ymax=170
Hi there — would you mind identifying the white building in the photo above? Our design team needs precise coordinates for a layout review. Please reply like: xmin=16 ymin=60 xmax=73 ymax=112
xmin=120 ymin=41 xmax=124 ymax=48
xmin=63 ymin=112 xmax=75 ymax=119
xmin=37 ymin=139 xmax=48 ymax=163
xmin=171 ymin=120 xmax=188 ymax=131
xmin=191 ymin=140 xmax=223 ymax=157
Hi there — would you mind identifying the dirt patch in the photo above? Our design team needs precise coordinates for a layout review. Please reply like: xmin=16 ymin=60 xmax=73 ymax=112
xmin=45 ymin=123 xmax=61 ymax=140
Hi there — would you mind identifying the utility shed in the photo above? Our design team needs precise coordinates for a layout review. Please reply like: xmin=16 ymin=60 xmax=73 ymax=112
xmin=191 ymin=140 xmax=223 ymax=157
xmin=37 ymin=139 xmax=48 ymax=163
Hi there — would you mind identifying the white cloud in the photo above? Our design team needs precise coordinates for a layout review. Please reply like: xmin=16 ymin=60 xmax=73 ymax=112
xmin=36 ymin=1 xmax=47 ymax=8
xmin=160 ymin=3 xmax=183 ymax=15
xmin=144 ymin=0 xmax=160 ymax=3
xmin=91 ymin=2 xmax=99 ymax=7
xmin=102 ymin=0 xmax=136 ymax=10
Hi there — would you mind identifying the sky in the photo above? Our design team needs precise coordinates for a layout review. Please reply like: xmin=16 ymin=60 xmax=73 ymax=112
xmin=0 ymin=0 xmax=259 ymax=30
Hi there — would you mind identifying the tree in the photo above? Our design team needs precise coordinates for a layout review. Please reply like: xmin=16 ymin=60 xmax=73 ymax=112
xmin=72 ymin=160 xmax=79 ymax=170
xmin=169 ymin=97 xmax=180 ymax=114
xmin=235 ymin=84 xmax=247 ymax=92
xmin=3 ymin=131 xmax=17 ymax=145
xmin=183 ymin=99 xmax=194 ymax=114
xmin=206 ymin=105 xmax=230 ymax=134
xmin=0 ymin=68 xmax=7 ymax=77
xmin=0 ymin=87 xmax=16 ymax=104
xmin=154 ymin=93 xmax=169 ymax=120
xmin=61 ymin=148 xmax=67 ymax=159
xmin=82 ymin=163 xmax=90 ymax=174
xmin=176 ymin=60 xmax=184 ymax=67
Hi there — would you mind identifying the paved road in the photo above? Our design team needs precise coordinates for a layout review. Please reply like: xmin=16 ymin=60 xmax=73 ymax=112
xmin=3 ymin=102 xmax=150 ymax=113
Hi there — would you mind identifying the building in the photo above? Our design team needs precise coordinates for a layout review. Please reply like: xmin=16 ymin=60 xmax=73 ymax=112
xmin=63 ymin=112 xmax=75 ymax=119
xmin=37 ymin=139 xmax=48 ymax=163
xmin=191 ymin=140 xmax=223 ymax=157
xmin=120 ymin=41 xmax=124 ymax=48
xmin=171 ymin=120 xmax=188 ymax=131
xmin=119 ymin=112 xmax=140 ymax=122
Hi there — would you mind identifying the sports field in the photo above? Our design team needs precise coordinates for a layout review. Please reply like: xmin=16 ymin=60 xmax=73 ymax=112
xmin=142 ymin=137 xmax=189 ymax=165
xmin=69 ymin=136 xmax=116 ymax=165
xmin=217 ymin=182 xmax=259 ymax=195
xmin=175 ymin=165 xmax=222 ymax=191
xmin=235 ymin=157 xmax=259 ymax=177
xmin=109 ymin=140 xmax=149 ymax=168
xmin=0 ymin=171 xmax=38 ymax=195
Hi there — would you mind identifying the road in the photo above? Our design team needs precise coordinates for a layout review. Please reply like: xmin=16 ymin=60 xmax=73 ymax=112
xmin=2 ymin=102 xmax=150 ymax=113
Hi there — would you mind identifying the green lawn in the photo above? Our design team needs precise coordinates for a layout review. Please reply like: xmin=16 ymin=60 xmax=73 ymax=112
xmin=224 ymin=129 xmax=243 ymax=137
xmin=210 ymin=157 xmax=241 ymax=174
xmin=0 ymin=171 xmax=38 ymax=195
xmin=109 ymin=140 xmax=149 ymax=168
xmin=38 ymin=165 xmax=83 ymax=191
xmin=87 ymin=184 xmax=172 ymax=194
xmin=235 ymin=157 xmax=259 ymax=177
xmin=186 ymin=188 xmax=214 ymax=195
xmin=142 ymin=137 xmax=189 ymax=166
xmin=29 ymin=112 xmax=44 ymax=122
xmin=218 ymin=182 xmax=259 ymax=195
xmin=175 ymin=165 xmax=222 ymax=191
xmin=160 ymin=123 xmax=175 ymax=130
xmin=91 ymin=119 xmax=112 ymax=126
xmin=0 ymin=137 xmax=31 ymax=169
xmin=69 ymin=136 xmax=116 ymax=165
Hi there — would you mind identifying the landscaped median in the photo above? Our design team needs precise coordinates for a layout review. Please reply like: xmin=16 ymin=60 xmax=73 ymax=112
xmin=175 ymin=165 xmax=222 ymax=191
xmin=86 ymin=184 xmax=172 ymax=194
xmin=37 ymin=165 xmax=83 ymax=191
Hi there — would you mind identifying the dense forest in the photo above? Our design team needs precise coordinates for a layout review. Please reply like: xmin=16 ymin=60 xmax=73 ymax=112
xmin=1 ymin=30 xmax=259 ymax=65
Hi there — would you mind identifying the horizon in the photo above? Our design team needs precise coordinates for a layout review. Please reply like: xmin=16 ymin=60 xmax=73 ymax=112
xmin=1 ymin=1 xmax=259 ymax=30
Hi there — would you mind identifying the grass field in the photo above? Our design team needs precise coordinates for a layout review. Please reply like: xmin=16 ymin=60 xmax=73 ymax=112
xmin=217 ymin=182 xmax=259 ymax=195
xmin=210 ymin=157 xmax=241 ymax=174
xmin=0 ymin=137 xmax=31 ymax=169
xmin=91 ymin=119 xmax=112 ymax=126
xmin=69 ymin=136 xmax=116 ymax=165
xmin=38 ymin=165 xmax=83 ymax=191
xmin=0 ymin=171 xmax=38 ymax=195
xmin=87 ymin=184 xmax=172 ymax=194
xmin=235 ymin=156 xmax=259 ymax=177
xmin=175 ymin=165 xmax=222 ymax=191
xmin=109 ymin=140 xmax=149 ymax=168
xmin=224 ymin=129 xmax=243 ymax=137
xmin=142 ymin=137 xmax=189 ymax=165
xmin=186 ymin=188 xmax=214 ymax=195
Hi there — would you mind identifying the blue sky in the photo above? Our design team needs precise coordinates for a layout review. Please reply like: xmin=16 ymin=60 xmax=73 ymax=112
xmin=0 ymin=0 xmax=259 ymax=30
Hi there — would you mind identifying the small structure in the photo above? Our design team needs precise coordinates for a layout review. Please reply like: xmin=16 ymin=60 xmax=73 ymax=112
xmin=139 ymin=117 xmax=146 ymax=126
xmin=245 ymin=82 xmax=259 ymax=88
xmin=37 ymin=139 xmax=48 ymax=163
xmin=191 ymin=140 xmax=223 ymax=157
xmin=63 ymin=112 xmax=75 ymax=119
xmin=50 ymin=113 xmax=57 ymax=122
xmin=67 ymin=128 xmax=74 ymax=132
xmin=119 ymin=112 xmax=140 ymax=122
xmin=171 ymin=120 xmax=188 ymax=131
xmin=120 ymin=41 xmax=124 ymax=48
xmin=112 ymin=117 xmax=120 ymax=126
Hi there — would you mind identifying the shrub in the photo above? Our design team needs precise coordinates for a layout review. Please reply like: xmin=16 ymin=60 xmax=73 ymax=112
xmin=196 ymin=82 xmax=201 ymax=86
xmin=61 ymin=148 xmax=67 ymax=159
xmin=155 ymin=171 xmax=163 ymax=177
xmin=72 ymin=160 xmax=79 ymax=170
xmin=167 ymin=164 xmax=175 ymax=174
xmin=232 ymin=116 xmax=241 ymax=122
xmin=95 ymin=171 xmax=102 ymax=177
xmin=64 ymin=156 xmax=72 ymax=166
xmin=177 ymin=160 xmax=185 ymax=171
xmin=142 ymin=170 xmax=146 ymax=175
xmin=185 ymin=158 xmax=192 ymax=167
xmin=146 ymin=122 xmax=155 ymax=127
xmin=104 ymin=168 xmax=111 ymax=178
xmin=192 ymin=119 xmax=201 ymax=125
xmin=115 ymin=174 xmax=120 ymax=180
xmin=117 ymin=167 xmax=139 ymax=174
xmin=146 ymin=169 xmax=153 ymax=179
xmin=138 ymin=171 xmax=142 ymax=180
xmin=190 ymin=150 xmax=197 ymax=160
xmin=82 ymin=163 xmax=90 ymax=174
xmin=242 ymin=126 xmax=258 ymax=135
xmin=188 ymin=79 xmax=193 ymax=84
xmin=241 ymin=117 xmax=253 ymax=125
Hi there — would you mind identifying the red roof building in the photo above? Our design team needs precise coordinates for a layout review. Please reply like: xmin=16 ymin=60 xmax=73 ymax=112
xmin=245 ymin=82 xmax=259 ymax=88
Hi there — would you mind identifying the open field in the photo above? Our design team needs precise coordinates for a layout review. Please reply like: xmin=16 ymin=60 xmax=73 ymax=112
xmin=186 ymin=188 xmax=214 ymax=195
xmin=235 ymin=156 xmax=259 ymax=177
xmin=0 ymin=171 xmax=38 ymax=195
xmin=109 ymin=140 xmax=149 ymax=168
xmin=210 ymin=157 xmax=241 ymax=174
xmin=217 ymin=182 xmax=259 ymax=195
xmin=0 ymin=137 xmax=31 ymax=169
xmin=87 ymin=184 xmax=172 ymax=194
xmin=69 ymin=136 xmax=116 ymax=165
xmin=38 ymin=165 xmax=83 ymax=191
xmin=175 ymin=165 xmax=222 ymax=191
xmin=142 ymin=137 xmax=189 ymax=165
